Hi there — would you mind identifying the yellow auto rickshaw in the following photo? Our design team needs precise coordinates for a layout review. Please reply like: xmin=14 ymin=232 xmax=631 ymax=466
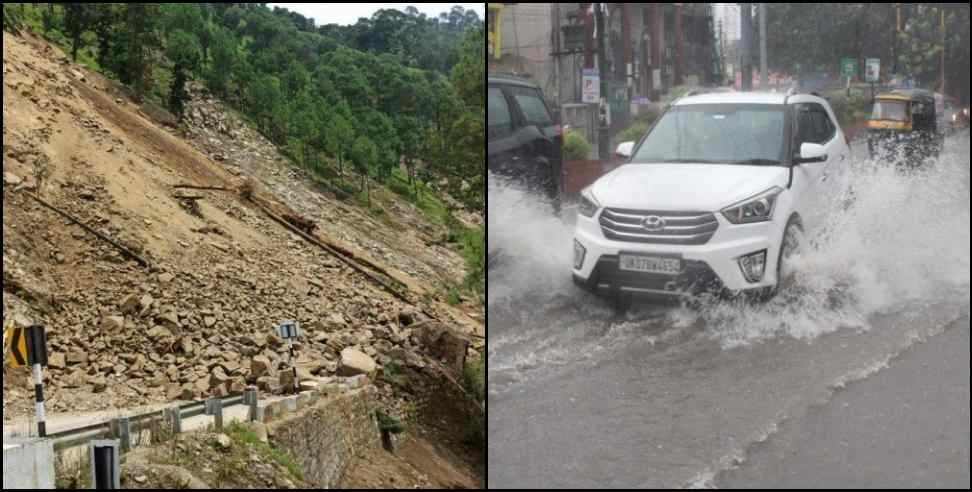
xmin=866 ymin=89 xmax=945 ymax=167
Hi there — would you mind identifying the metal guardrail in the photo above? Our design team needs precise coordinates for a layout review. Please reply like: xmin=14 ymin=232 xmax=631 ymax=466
xmin=47 ymin=395 xmax=247 ymax=452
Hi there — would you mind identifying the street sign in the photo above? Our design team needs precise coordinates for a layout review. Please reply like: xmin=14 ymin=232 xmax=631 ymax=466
xmin=277 ymin=321 xmax=301 ymax=340
xmin=582 ymin=69 xmax=600 ymax=104
xmin=6 ymin=325 xmax=28 ymax=368
xmin=277 ymin=321 xmax=301 ymax=395
xmin=841 ymin=58 xmax=857 ymax=80
xmin=866 ymin=58 xmax=880 ymax=83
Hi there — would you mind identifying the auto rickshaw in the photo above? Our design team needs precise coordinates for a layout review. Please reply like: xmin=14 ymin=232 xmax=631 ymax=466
xmin=866 ymin=89 xmax=945 ymax=168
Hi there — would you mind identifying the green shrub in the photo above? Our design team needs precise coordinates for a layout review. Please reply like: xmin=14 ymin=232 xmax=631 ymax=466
xmin=562 ymin=130 xmax=592 ymax=161
xmin=376 ymin=410 xmax=406 ymax=434
xmin=460 ymin=226 xmax=485 ymax=295
xmin=464 ymin=357 xmax=485 ymax=404
xmin=617 ymin=121 xmax=649 ymax=145
xmin=617 ymin=110 xmax=660 ymax=145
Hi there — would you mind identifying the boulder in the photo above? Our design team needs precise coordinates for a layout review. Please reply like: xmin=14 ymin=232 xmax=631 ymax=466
xmin=48 ymin=353 xmax=66 ymax=369
xmin=66 ymin=351 xmax=88 ymax=365
xmin=3 ymin=172 xmax=23 ymax=186
xmin=250 ymin=355 xmax=272 ymax=379
xmin=338 ymin=348 xmax=376 ymax=377
xmin=148 ymin=325 xmax=173 ymax=340
xmin=414 ymin=321 xmax=470 ymax=376
xmin=119 ymin=295 xmax=140 ymax=315
xmin=214 ymin=434 xmax=232 ymax=450
xmin=209 ymin=367 xmax=230 ymax=388
xmin=101 ymin=315 xmax=125 ymax=331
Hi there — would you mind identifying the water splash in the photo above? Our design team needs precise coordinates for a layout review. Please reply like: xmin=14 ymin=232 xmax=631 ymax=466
xmin=488 ymin=134 xmax=970 ymax=352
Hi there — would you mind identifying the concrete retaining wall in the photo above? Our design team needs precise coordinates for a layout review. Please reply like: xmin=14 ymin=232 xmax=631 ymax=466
xmin=268 ymin=385 xmax=380 ymax=488
xmin=3 ymin=437 xmax=55 ymax=489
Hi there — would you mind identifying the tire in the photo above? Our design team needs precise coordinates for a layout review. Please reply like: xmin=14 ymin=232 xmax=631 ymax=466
xmin=611 ymin=290 xmax=632 ymax=314
xmin=772 ymin=216 xmax=803 ymax=297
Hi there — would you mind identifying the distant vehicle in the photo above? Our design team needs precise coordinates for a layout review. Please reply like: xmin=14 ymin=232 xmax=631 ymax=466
xmin=571 ymin=90 xmax=851 ymax=307
xmin=487 ymin=74 xmax=563 ymax=207
xmin=946 ymin=102 xmax=970 ymax=130
xmin=866 ymin=89 xmax=946 ymax=166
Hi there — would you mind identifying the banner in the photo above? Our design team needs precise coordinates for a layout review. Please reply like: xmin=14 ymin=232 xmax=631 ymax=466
xmin=583 ymin=69 xmax=600 ymax=104
xmin=866 ymin=58 xmax=880 ymax=83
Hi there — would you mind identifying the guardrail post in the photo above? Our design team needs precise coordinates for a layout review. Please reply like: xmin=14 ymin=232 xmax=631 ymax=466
xmin=243 ymin=387 xmax=259 ymax=423
xmin=205 ymin=398 xmax=224 ymax=432
xmin=109 ymin=417 xmax=131 ymax=453
xmin=164 ymin=406 xmax=182 ymax=434
xmin=90 ymin=440 xmax=121 ymax=489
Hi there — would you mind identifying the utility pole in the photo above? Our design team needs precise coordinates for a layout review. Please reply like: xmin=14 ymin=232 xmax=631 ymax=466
xmin=595 ymin=3 xmax=610 ymax=160
xmin=759 ymin=3 xmax=767 ymax=90
xmin=740 ymin=3 xmax=752 ymax=91
xmin=552 ymin=3 xmax=562 ymax=105
xmin=940 ymin=7 xmax=946 ymax=97
xmin=893 ymin=3 xmax=901 ymax=77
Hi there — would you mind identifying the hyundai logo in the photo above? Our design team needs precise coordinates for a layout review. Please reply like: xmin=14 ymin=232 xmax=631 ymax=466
xmin=642 ymin=216 xmax=666 ymax=232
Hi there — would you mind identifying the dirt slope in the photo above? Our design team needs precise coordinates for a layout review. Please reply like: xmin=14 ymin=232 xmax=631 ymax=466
xmin=2 ymin=31 xmax=481 ymax=425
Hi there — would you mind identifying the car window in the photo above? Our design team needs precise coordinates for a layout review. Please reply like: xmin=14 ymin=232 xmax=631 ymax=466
xmin=871 ymin=100 xmax=908 ymax=121
xmin=795 ymin=103 xmax=834 ymax=145
xmin=488 ymin=87 xmax=513 ymax=140
xmin=812 ymin=109 xmax=836 ymax=143
xmin=509 ymin=86 xmax=553 ymax=127
xmin=631 ymin=104 xmax=786 ymax=164
xmin=795 ymin=105 xmax=817 ymax=145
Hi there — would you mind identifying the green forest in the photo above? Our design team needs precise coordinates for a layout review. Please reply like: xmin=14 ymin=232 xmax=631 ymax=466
xmin=3 ymin=2 xmax=485 ymax=296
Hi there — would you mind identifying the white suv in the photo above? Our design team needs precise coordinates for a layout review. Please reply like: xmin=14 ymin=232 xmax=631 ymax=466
xmin=572 ymin=91 xmax=851 ymax=304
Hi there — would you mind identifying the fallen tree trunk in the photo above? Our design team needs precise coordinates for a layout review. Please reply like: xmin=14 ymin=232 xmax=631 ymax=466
xmin=23 ymin=191 xmax=150 ymax=268
xmin=248 ymin=195 xmax=416 ymax=305
xmin=174 ymin=179 xmax=485 ymax=340
xmin=172 ymin=184 xmax=230 ymax=191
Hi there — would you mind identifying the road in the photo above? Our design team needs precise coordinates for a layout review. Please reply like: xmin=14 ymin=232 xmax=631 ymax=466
xmin=718 ymin=317 xmax=969 ymax=489
xmin=487 ymin=131 xmax=970 ymax=488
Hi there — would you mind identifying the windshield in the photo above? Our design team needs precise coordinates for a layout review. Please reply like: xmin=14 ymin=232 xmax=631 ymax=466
xmin=871 ymin=100 xmax=909 ymax=121
xmin=631 ymin=104 xmax=786 ymax=165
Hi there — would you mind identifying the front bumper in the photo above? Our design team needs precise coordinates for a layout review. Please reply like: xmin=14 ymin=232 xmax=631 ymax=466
xmin=572 ymin=212 xmax=781 ymax=295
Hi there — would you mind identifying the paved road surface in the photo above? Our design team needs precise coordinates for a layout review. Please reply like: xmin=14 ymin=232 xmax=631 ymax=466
xmin=719 ymin=317 xmax=970 ymax=489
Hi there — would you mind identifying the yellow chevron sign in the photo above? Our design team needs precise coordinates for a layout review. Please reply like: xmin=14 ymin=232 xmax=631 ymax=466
xmin=5 ymin=321 xmax=29 ymax=368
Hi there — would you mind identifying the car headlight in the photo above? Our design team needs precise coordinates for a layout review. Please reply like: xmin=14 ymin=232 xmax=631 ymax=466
xmin=722 ymin=187 xmax=783 ymax=224
xmin=579 ymin=189 xmax=600 ymax=218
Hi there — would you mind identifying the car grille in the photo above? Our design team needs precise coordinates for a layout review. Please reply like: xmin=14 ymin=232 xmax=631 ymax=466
xmin=599 ymin=208 xmax=719 ymax=245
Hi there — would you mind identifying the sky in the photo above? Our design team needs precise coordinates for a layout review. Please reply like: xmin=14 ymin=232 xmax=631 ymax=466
xmin=270 ymin=3 xmax=485 ymax=27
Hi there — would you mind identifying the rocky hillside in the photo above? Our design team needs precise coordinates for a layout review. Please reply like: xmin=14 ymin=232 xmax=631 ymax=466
xmin=2 ymin=30 xmax=482 ymax=428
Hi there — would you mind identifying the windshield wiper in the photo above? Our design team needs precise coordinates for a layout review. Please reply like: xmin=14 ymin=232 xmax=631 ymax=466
xmin=730 ymin=158 xmax=781 ymax=166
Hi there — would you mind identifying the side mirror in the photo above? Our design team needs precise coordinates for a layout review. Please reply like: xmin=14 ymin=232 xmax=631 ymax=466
xmin=615 ymin=141 xmax=636 ymax=159
xmin=795 ymin=143 xmax=827 ymax=164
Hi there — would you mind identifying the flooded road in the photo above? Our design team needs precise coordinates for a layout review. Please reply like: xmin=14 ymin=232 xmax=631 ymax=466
xmin=487 ymin=132 xmax=971 ymax=488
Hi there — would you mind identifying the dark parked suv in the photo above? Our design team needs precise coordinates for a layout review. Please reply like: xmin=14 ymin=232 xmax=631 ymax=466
xmin=488 ymin=74 xmax=563 ymax=205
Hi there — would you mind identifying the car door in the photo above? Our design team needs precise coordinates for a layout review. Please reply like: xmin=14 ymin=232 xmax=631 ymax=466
xmin=507 ymin=85 xmax=562 ymax=202
xmin=487 ymin=85 xmax=520 ymax=182
xmin=790 ymin=103 xmax=831 ymax=233
xmin=818 ymin=103 xmax=851 ymax=198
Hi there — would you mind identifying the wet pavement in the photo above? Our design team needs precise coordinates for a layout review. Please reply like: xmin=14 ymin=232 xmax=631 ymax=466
xmin=719 ymin=317 xmax=970 ymax=489
xmin=487 ymin=131 xmax=970 ymax=488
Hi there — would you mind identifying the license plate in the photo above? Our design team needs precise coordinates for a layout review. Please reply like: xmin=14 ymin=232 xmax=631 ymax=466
xmin=619 ymin=255 xmax=682 ymax=275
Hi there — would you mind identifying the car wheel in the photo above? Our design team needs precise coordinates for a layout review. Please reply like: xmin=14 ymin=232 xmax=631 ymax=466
xmin=774 ymin=217 xmax=803 ymax=295
xmin=611 ymin=291 xmax=632 ymax=313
